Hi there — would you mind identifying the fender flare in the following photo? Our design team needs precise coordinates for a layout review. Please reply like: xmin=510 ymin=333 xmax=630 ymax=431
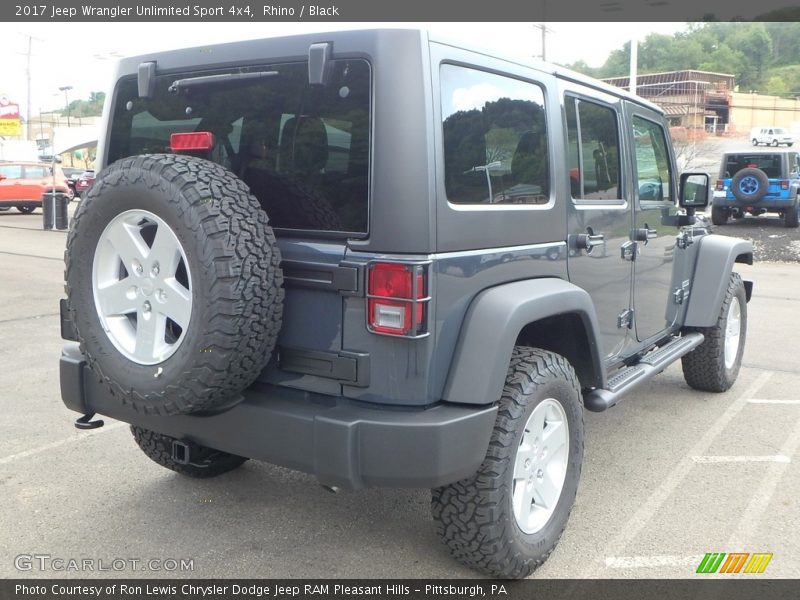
xmin=441 ymin=278 xmax=604 ymax=405
xmin=684 ymin=234 xmax=753 ymax=328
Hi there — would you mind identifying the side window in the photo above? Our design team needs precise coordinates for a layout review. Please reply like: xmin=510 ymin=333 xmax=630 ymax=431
xmin=24 ymin=166 xmax=48 ymax=179
xmin=632 ymin=116 xmax=673 ymax=203
xmin=565 ymin=96 xmax=621 ymax=200
xmin=441 ymin=64 xmax=549 ymax=205
xmin=0 ymin=165 xmax=22 ymax=179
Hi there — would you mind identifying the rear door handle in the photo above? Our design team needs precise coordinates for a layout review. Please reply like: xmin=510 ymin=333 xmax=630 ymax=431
xmin=576 ymin=233 xmax=605 ymax=250
xmin=633 ymin=228 xmax=658 ymax=242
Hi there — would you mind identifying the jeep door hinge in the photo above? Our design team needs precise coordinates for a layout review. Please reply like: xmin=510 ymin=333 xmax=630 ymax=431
xmin=617 ymin=309 xmax=634 ymax=329
xmin=621 ymin=240 xmax=637 ymax=261
xmin=673 ymin=280 xmax=691 ymax=305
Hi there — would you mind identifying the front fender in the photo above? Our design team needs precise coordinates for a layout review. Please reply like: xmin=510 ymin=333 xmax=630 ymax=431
xmin=684 ymin=234 xmax=753 ymax=328
xmin=441 ymin=278 xmax=604 ymax=405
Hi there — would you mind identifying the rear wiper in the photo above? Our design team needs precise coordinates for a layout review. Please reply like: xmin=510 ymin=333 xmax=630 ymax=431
xmin=168 ymin=71 xmax=278 ymax=93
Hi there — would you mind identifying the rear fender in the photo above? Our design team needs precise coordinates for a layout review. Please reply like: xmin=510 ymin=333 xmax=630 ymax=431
xmin=442 ymin=278 xmax=604 ymax=405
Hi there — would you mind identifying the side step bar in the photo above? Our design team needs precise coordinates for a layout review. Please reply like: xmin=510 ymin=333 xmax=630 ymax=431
xmin=584 ymin=332 xmax=705 ymax=412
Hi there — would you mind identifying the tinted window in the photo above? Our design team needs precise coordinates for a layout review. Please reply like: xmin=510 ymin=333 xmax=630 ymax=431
xmin=724 ymin=154 xmax=782 ymax=179
xmin=632 ymin=116 xmax=672 ymax=202
xmin=566 ymin=97 xmax=621 ymax=200
xmin=441 ymin=65 xmax=549 ymax=205
xmin=109 ymin=59 xmax=370 ymax=233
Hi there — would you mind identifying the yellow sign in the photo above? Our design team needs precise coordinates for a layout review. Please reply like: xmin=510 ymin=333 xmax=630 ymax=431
xmin=0 ymin=119 xmax=22 ymax=136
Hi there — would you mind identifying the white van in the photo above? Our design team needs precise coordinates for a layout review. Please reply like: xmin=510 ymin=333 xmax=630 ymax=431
xmin=750 ymin=127 xmax=794 ymax=147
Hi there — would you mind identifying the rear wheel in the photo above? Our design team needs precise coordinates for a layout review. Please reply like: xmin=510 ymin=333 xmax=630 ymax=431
xmin=16 ymin=206 xmax=36 ymax=214
xmin=771 ymin=139 xmax=779 ymax=147
xmin=682 ymin=273 xmax=746 ymax=393
xmin=131 ymin=426 xmax=247 ymax=478
xmin=711 ymin=205 xmax=728 ymax=226
xmin=785 ymin=203 xmax=799 ymax=228
xmin=751 ymin=138 xmax=759 ymax=146
xmin=432 ymin=347 xmax=583 ymax=579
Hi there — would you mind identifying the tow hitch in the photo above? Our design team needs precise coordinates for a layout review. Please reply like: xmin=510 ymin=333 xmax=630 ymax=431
xmin=171 ymin=440 xmax=191 ymax=465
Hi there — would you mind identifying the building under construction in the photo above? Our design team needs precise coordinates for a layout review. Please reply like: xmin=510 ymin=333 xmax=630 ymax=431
xmin=604 ymin=70 xmax=735 ymax=136
xmin=604 ymin=69 xmax=800 ymax=138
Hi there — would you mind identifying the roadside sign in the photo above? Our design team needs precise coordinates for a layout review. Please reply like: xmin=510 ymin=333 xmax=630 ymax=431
xmin=0 ymin=94 xmax=22 ymax=136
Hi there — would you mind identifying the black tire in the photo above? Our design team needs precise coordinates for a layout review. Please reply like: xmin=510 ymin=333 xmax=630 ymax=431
xmin=432 ymin=347 xmax=584 ymax=579
xmin=711 ymin=204 xmax=728 ymax=226
xmin=131 ymin=426 xmax=247 ymax=478
xmin=751 ymin=138 xmax=759 ymax=146
xmin=771 ymin=139 xmax=779 ymax=147
xmin=731 ymin=167 xmax=769 ymax=203
xmin=788 ymin=143 xmax=794 ymax=147
xmin=785 ymin=202 xmax=799 ymax=228
xmin=682 ymin=273 xmax=747 ymax=393
xmin=16 ymin=206 xmax=36 ymax=214
xmin=65 ymin=154 xmax=284 ymax=415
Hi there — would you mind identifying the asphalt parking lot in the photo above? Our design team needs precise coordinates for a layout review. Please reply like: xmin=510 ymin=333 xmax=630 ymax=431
xmin=1 ymin=201 xmax=798 ymax=579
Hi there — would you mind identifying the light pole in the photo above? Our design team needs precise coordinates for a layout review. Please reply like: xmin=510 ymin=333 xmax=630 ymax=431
xmin=58 ymin=85 xmax=73 ymax=127
xmin=58 ymin=85 xmax=73 ymax=166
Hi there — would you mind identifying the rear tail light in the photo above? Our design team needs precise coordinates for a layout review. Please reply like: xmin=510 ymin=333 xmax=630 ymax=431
xmin=367 ymin=262 xmax=429 ymax=338
xmin=715 ymin=180 xmax=724 ymax=191
xmin=780 ymin=180 xmax=789 ymax=190
xmin=170 ymin=131 xmax=214 ymax=151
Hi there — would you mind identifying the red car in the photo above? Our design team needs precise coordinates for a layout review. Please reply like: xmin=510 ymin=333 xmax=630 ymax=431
xmin=75 ymin=170 xmax=95 ymax=197
xmin=0 ymin=161 xmax=70 ymax=214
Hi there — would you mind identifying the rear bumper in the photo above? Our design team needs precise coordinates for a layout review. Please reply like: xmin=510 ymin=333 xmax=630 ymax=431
xmin=60 ymin=343 xmax=497 ymax=489
xmin=714 ymin=196 xmax=796 ymax=211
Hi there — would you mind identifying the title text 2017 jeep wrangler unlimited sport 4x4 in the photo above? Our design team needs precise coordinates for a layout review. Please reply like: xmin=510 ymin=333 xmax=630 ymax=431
xmin=59 ymin=30 xmax=752 ymax=578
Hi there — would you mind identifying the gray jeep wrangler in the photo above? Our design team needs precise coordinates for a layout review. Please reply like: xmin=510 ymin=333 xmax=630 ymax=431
xmin=59 ymin=29 xmax=753 ymax=579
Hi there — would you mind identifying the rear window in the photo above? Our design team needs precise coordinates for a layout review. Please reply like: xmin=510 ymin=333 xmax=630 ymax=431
xmin=108 ymin=59 xmax=371 ymax=234
xmin=723 ymin=154 xmax=782 ymax=179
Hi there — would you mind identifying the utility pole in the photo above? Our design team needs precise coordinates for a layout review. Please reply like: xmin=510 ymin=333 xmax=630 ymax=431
xmin=18 ymin=32 xmax=43 ymax=141
xmin=532 ymin=23 xmax=554 ymax=62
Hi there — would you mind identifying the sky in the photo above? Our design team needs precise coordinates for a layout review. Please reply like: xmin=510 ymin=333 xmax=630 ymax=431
xmin=1 ymin=22 xmax=687 ymax=122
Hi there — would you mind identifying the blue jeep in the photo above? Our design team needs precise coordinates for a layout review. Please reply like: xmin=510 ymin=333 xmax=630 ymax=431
xmin=713 ymin=150 xmax=800 ymax=227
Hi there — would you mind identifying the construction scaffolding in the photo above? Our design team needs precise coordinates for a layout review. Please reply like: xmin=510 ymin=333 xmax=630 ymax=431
xmin=603 ymin=70 xmax=735 ymax=138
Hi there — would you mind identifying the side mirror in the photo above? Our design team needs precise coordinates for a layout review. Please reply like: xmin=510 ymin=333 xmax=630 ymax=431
xmin=679 ymin=172 xmax=709 ymax=211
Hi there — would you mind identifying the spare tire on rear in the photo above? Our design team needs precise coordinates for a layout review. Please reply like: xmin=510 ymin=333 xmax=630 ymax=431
xmin=731 ymin=167 xmax=769 ymax=202
xmin=65 ymin=154 xmax=284 ymax=415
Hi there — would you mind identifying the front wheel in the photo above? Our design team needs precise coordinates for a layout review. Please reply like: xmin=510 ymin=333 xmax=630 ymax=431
xmin=16 ymin=206 xmax=36 ymax=214
xmin=432 ymin=347 xmax=584 ymax=579
xmin=771 ymin=139 xmax=779 ymax=147
xmin=682 ymin=273 xmax=747 ymax=392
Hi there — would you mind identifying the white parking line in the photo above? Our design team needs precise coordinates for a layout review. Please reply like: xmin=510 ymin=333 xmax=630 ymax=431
xmin=748 ymin=399 xmax=800 ymax=405
xmin=727 ymin=415 xmax=800 ymax=549
xmin=581 ymin=370 xmax=774 ymax=578
xmin=604 ymin=555 xmax=705 ymax=569
xmin=691 ymin=455 xmax=790 ymax=463
xmin=0 ymin=422 xmax=124 ymax=465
